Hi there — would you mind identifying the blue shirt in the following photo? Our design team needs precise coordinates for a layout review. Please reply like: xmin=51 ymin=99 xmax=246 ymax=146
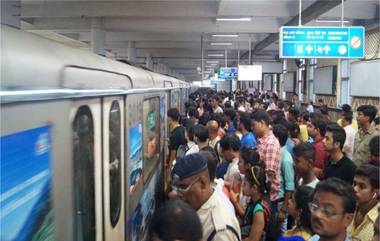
xmin=279 ymin=147 xmax=295 ymax=198
xmin=241 ymin=132 xmax=257 ymax=148
xmin=310 ymin=234 xmax=350 ymax=241
xmin=285 ymin=138 xmax=295 ymax=156
xmin=227 ymin=123 xmax=236 ymax=133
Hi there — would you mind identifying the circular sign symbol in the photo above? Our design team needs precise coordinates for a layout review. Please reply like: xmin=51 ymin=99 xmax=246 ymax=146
xmin=350 ymin=36 xmax=362 ymax=49
xmin=338 ymin=45 xmax=347 ymax=55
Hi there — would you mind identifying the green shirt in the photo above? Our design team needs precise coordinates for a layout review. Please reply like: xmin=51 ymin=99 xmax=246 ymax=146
xmin=353 ymin=126 xmax=378 ymax=166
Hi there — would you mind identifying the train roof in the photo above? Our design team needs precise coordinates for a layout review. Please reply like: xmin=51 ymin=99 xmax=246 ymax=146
xmin=1 ymin=25 xmax=188 ymax=91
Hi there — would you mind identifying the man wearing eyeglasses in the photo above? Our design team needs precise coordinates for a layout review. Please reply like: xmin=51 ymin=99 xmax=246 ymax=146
xmin=310 ymin=177 xmax=356 ymax=241
xmin=170 ymin=153 xmax=241 ymax=241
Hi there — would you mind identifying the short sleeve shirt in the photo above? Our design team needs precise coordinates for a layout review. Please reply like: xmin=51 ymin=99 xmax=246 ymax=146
xmin=279 ymin=147 xmax=295 ymax=198
xmin=353 ymin=126 xmax=378 ymax=166
xmin=169 ymin=126 xmax=186 ymax=151
xmin=324 ymin=155 xmax=357 ymax=185
xmin=241 ymin=132 xmax=257 ymax=148
xmin=313 ymin=138 xmax=328 ymax=170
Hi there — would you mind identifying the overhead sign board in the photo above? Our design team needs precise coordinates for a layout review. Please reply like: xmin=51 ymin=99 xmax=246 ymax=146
xmin=280 ymin=26 xmax=365 ymax=59
xmin=219 ymin=67 xmax=238 ymax=79
xmin=238 ymin=65 xmax=262 ymax=81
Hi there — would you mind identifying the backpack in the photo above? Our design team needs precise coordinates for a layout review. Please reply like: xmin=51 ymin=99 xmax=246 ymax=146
xmin=176 ymin=144 xmax=189 ymax=160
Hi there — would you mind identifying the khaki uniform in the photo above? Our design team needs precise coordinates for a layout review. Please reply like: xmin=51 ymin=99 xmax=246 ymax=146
xmin=197 ymin=190 xmax=241 ymax=241
xmin=353 ymin=126 xmax=378 ymax=166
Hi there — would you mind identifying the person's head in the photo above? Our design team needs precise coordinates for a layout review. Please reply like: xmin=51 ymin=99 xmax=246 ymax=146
xmin=288 ymin=108 xmax=300 ymax=122
xmin=318 ymin=99 xmax=324 ymax=105
xmin=341 ymin=111 xmax=353 ymax=127
xmin=237 ymin=112 xmax=251 ymax=132
xmin=210 ymin=95 xmax=220 ymax=109
xmin=374 ymin=117 xmax=380 ymax=134
xmin=149 ymin=199 xmax=203 ymax=241
xmin=211 ymin=113 xmax=226 ymax=129
xmin=188 ymin=106 xmax=199 ymax=121
xmin=288 ymin=186 xmax=314 ymax=232
xmin=273 ymin=124 xmax=288 ymax=147
xmin=219 ymin=134 xmax=241 ymax=161
xmin=193 ymin=124 xmax=209 ymax=144
xmin=167 ymin=108 xmax=180 ymax=126
xmin=278 ymin=100 xmax=285 ymax=110
xmin=357 ymin=105 xmax=378 ymax=127
xmin=308 ymin=115 xmax=327 ymax=139
xmin=206 ymin=120 xmax=219 ymax=138
xmin=293 ymin=93 xmax=298 ymax=100
xmin=369 ymin=135 xmax=380 ymax=166
xmin=323 ymin=123 xmax=346 ymax=153
xmin=171 ymin=153 xmax=212 ymax=210
xmin=224 ymin=108 xmax=237 ymax=123
xmin=293 ymin=143 xmax=315 ymax=177
xmin=353 ymin=165 xmax=379 ymax=205
xmin=320 ymin=105 xmax=329 ymax=116
xmin=341 ymin=104 xmax=352 ymax=113
xmin=242 ymin=165 xmax=268 ymax=198
xmin=251 ymin=109 xmax=271 ymax=137
xmin=301 ymin=111 xmax=310 ymax=124
xmin=238 ymin=147 xmax=260 ymax=174
xmin=310 ymin=178 xmax=356 ymax=239
xmin=185 ymin=124 xmax=195 ymax=143
xmin=200 ymin=149 xmax=218 ymax=182
xmin=288 ymin=121 xmax=301 ymax=140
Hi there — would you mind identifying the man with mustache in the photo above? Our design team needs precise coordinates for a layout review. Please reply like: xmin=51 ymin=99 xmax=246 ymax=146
xmin=310 ymin=178 xmax=356 ymax=241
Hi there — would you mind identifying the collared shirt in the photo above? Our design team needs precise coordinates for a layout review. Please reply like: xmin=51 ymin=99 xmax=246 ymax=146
xmin=343 ymin=125 xmax=357 ymax=160
xmin=213 ymin=106 xmax=223 ymax=114
xmin=348 ymin=203 xmax=380 ymax=241
xmin=324 ymin=155 xmax=356 ymax=185
xmin=299 ymin=124 xmax=309 ymax=142
xmin=257 ymin=131 xmax=281 ymax=201
xmin=353 ymin=126 xmax=378 ymax=166
xmin=197 ymin=190 xmax=241 ymax=241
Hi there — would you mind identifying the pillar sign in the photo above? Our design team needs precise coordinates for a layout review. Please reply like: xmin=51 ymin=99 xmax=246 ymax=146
xmin=280 ymin=26 xmax=365 ymax=59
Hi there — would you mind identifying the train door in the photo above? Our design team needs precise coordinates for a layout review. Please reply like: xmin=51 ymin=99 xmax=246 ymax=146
xmin=170 ymin=89 xmax=180 ymax=110
xmin=71 ymin=99 xmax=103 ymax=241
xmin=102 ymin=97 xmax=125 ymax=241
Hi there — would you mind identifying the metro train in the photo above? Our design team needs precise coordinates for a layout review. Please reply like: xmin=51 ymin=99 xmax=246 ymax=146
xmin=1 ymin=25 xmax=194 ymax=241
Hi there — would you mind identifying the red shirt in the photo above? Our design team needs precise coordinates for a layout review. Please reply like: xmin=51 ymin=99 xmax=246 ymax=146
xmin=314 ymin=138 xmax=328 ymax=170
xmin=257 ymin=131 xmax=281 ymax=201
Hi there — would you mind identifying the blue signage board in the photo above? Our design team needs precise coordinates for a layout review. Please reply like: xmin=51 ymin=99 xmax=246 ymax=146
xmin=219 ymin=67 xmax=238 ymax=79
xmin=280 ymin=26 xmax=365 ymax=59
xmin=1 ymin=126 xmax=54 ymax=241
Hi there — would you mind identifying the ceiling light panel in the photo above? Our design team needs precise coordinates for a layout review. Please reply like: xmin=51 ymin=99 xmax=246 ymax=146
xmin=216 ymin=17 xmax=252 ymax=22
xmin=210 ymin=42 xmax=232 ymax=46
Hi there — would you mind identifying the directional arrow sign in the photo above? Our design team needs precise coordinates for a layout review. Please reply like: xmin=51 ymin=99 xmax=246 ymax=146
xmin=279 ymin=26 xmax=365 ymax=58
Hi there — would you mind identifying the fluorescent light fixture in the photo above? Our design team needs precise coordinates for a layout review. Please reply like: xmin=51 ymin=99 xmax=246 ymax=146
xmin=216 ymin=17 xmax=251 ymax=22
xmin=212 ymin=34 xmax=239 ymax=38
xmin=208 ymin=54 xmax=224 ymax=57
xmin=315 ymin=18 xmax=350 ymax=23
xmin=210 ymin=42 xmax=232 ymax=46
xmin=206 ymin=60 xmax=219 ymax=64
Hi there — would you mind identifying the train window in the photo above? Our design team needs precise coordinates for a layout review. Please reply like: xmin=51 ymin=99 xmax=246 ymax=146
xmin=73 ymin=106 xmax=95 ymax=241
xmin=109 ymin=101 xmax=121 ymax=227
xmin=142 ymin=97 xmax=160 ymax=182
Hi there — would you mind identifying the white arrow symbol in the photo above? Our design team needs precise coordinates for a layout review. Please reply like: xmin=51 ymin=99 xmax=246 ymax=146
xmin=323 ymin=45 xmax=331 ymax=54
xmin=306 ymin=45 xmax=313 ymax=54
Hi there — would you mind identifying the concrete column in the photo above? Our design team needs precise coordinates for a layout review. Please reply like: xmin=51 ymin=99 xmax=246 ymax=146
xmin=127 ymin=41 xmax=137 ymax=63
xmin=146 ymin=54 xmax=153 ymax=69
xmin=91 ymin=18 xmax=106 ymax=56
xmin=1 ymin=1 xmax=20 ymax=28
xmin=336 ymin=59 xmax=342 ymax=107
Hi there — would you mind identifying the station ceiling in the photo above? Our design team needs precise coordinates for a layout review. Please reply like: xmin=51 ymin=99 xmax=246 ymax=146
xmin=20 ymin=0 xmax=379 ymax=82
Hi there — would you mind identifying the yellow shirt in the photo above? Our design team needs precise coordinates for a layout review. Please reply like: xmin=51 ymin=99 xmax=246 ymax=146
xmin=284 ymin=227 xmax=312 ymax=241
xmin=337 ymin=118 xmax=359 ymax=130
xmin=299 ymin=124 xmax=309 ymax=142
xmin=348 ymin=203 xmax=380 ymax=241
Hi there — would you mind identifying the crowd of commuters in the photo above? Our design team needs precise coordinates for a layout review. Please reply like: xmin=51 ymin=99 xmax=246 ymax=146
xmin=150 ymin=89 xmax=380 ymax=241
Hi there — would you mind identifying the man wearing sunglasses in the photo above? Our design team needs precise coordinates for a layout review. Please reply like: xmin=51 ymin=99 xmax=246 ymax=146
xmin=170 ymin=153 xmax=241 ymax=241
xmin=310 ymin=178 xmax=356 ymax=241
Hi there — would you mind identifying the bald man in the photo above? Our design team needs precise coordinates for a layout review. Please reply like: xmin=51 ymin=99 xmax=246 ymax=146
xmin=207 ymin=120 xmax=221 ymax=149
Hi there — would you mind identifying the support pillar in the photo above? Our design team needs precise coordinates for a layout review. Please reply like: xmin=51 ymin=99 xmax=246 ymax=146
xmin=146 ymin=54 xmax=153 ymax=69
xmin=127 ymin=41 xmax=137 ymax=63
xmin=91 ymin=18 xmax=106 ymax=56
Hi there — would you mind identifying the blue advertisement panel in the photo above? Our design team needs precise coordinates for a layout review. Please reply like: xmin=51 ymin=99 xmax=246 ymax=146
xmin=1 ymin=126 xmax=54 ymax=241
xmin=280 ymin=26 xmax=365 ymax=59
xmin=129 ymin=123 xmax=143 ymax=193
xmin=219 ymin=67 xmax=238 ymax=79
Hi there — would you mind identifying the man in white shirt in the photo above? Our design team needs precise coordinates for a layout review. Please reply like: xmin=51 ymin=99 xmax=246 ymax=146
xmin=341 ymin=112 xmax=357 ymax=160
xmin=170 ymin=154 xmax=241 ymax=241
xmin=211 ymin=95 xmax=223 ymax=114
